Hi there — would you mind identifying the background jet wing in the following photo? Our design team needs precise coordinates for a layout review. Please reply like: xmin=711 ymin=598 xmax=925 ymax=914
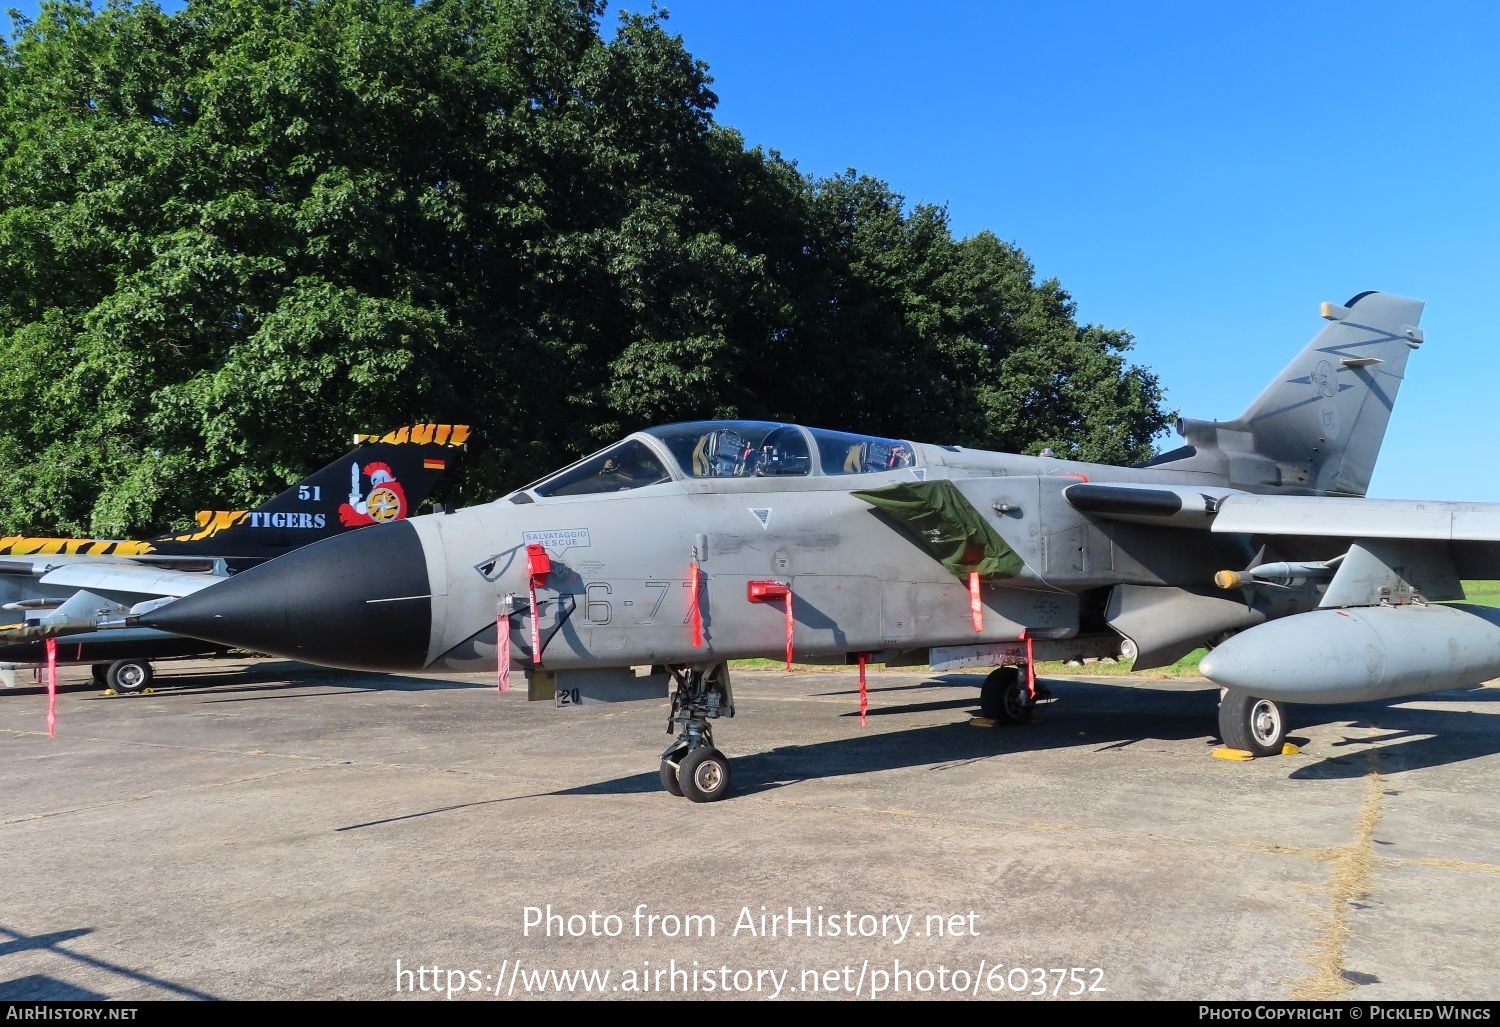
xmin=36 ymin=560 xmax=225 ymax=601
xmin=0 ymin=565 xmax=222 ymax=642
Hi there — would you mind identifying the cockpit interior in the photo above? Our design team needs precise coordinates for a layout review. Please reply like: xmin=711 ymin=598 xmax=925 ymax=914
xmin=527 ymin=421 xmax=917 ymax=499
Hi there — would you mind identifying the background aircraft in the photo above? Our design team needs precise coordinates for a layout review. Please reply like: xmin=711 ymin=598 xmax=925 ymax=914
xmin=144 ymin=292 xmax=1498 ymax=802
xmin=0 ymin=424 xmax=468 ymax=691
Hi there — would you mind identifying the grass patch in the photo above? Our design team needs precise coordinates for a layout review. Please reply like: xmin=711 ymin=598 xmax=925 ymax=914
xmin=1036 ymin=648 xmax=1205 ymax=678
xmin=1460 ymin=581 xmax=1500 ymax=608
xmin=730 ymin=649 xmax=1209 ymax=678
xmin=728 ymin=658 xmax=839 ymax=672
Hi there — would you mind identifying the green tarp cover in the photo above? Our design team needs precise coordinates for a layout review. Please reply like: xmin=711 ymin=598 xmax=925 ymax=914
xmin=852 ymin=479 xmax=1023 ymax=580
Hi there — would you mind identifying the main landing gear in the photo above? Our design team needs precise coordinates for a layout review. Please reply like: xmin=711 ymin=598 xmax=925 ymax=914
xmin=1217 ymin=691 xmax=1288 ymax=757
xmin=659 ymin=664 xmax=735 ymax=803
xmin=978 ymin=666 xmax=1052 ymax=724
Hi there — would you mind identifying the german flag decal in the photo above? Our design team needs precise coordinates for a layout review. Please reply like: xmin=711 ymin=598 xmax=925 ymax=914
xmin=423 ymin=458 xmax=446 ymax=471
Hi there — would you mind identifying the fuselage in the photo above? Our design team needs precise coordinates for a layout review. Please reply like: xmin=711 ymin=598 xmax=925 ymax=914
xmin=143 ymin=420 xmax=1302 ymax=674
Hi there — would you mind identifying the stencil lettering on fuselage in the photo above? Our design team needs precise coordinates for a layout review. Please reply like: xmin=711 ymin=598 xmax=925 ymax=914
xmin=523 ymin=528 xmax=591 ymax=556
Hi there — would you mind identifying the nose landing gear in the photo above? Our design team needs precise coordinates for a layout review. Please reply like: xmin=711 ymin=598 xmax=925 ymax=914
xmin=659 ymin=664 xmax=735 ymax=802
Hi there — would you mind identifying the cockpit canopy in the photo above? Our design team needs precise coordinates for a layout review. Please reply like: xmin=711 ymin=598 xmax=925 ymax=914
xmin=529 ymin=421 xmax=916 ymax=498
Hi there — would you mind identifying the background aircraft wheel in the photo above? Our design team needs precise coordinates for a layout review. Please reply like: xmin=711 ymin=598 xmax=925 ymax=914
xmin=91 ymin=664 xmax=109 ymax=686
xmin=1218 ymin=693 xmax=1286 ymax=756
xmin=659 ymin=757 xmax=685 ymax=797
xmin=106 ymin=658 xmax=154 ymax=694
xmin=676 ymin=747 xmax=732 ymax=803
xmin=980 ymin=666 xmax=1033 ymax=724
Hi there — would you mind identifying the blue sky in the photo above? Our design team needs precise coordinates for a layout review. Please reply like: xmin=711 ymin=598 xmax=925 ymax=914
xmin=8 ymin=1 xmax=1498 ymax=500
xmin=654 ymin=1 xmax=1500 ymax=501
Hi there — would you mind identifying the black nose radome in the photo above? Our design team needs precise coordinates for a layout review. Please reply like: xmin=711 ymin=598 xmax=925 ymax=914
xmin=142 ymin=521 xmax=432 ymax=672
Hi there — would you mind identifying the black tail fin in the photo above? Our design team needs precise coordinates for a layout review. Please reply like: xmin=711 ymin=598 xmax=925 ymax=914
xmin=148 ymin=424 xmax=470 ymax=562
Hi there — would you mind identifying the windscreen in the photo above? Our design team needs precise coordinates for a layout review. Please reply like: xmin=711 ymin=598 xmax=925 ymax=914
xmin=644 ymin=422 xmax=917 ymax=478
xmin=648 ymin=422 xmax=813 ymax=478
xmin=532 ymin=439 xmax=672 ymax=497
xmin=806 ymin=427 xmax=916 ymax=475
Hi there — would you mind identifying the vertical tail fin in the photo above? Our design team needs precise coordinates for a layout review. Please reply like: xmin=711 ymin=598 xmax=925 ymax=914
xmin=150 ymin=424 xmax=470 ymax=561
xmin=1175 ymin=292 xmax=1424 ymax=495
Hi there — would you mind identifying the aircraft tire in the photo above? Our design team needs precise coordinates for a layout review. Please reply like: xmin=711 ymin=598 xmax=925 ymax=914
xmin=659 ymin=758 xmax=685 ymax=797
xmin=1218 ymin=693 xmax=1286 ymax=757
xmin=106 ymin=659 xmax=154 ymax=694
xmin=676 ymin=747 xmax=732 ymax=803
xmin=980 ymin=667 xmax=1032 ymax=725
xmin=91 ymin=664 xmax=110 ymax=686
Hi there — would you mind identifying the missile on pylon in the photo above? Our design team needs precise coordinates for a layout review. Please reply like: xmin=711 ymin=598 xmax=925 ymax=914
xmin=1199 ymin=603 xmax=1500 ymax=705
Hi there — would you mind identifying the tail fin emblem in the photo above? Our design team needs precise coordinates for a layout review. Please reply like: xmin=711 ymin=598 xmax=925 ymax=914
xmin=339 ymin=461 xmax=409 ymax=526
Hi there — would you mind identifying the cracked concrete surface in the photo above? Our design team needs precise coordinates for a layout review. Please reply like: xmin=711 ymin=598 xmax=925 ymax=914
xmin=2 ymin=659 xmax=1497 ymax=1001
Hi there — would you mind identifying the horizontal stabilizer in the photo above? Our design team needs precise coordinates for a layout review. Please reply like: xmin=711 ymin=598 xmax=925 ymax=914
xmin=1166 ymin=291 xmax=1424 ymax=496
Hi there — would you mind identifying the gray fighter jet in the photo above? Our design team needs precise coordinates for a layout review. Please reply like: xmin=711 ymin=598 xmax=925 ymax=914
xmin=144 ymin=291 xmax=1500 ymax=802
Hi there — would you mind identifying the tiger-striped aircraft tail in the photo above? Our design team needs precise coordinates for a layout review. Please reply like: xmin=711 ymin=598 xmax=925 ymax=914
xmin=0 ymin=425 xmax=468 ymax=692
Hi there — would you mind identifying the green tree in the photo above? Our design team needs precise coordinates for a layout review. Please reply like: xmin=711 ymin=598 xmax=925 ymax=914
xmin=0 ymin=0 xmax=1170 ymax=537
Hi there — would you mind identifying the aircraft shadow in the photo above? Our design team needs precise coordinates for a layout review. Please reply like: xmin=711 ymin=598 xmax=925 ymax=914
xmin=329 ymin=678 xmax=1500 ymax=825
xmin=0 ymin=680 xmax=99 ymax=698
xmin=1 ymin=661 xmax=298 ymax=698
xmin=555 ymin=677 xmax=1223 ymax=799
xmin=837 ymin=697 xmax=980 ymax=718
xmin=191 ymin=675 xmax=488 ymax=702
xmin=150 ymin=660 xmax=486 ymax=696
xmin=4 ymin=662 xmax=485 ymax=700
xmin=1287 ymin=697 xmax=1500 ymax=779
xmin=332 ymin=678 xmax=1222 ymax=824
xmin=0 ymin=925 xmax=220 ymax=1001
xmin=1031 ymin=677 xmax=1500 ymax=779
xmin=811 ymin=670 xmax=1134 ymax=699
xmin=812 ymin=680 xmax=961 ymax=697
xmin=556 ymin=678 xmax=1500 ymax=796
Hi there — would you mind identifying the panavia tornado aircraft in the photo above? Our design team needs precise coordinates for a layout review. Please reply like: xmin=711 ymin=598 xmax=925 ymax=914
xmin=0 ymin=424 xmax=468 ymax=692
xmin=143 ymin=292 xmax=1500 ymax=802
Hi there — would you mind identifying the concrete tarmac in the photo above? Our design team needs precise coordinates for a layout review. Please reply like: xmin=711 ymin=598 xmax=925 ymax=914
xmin=2 ymin=658 xmax=1498 ymax=1002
